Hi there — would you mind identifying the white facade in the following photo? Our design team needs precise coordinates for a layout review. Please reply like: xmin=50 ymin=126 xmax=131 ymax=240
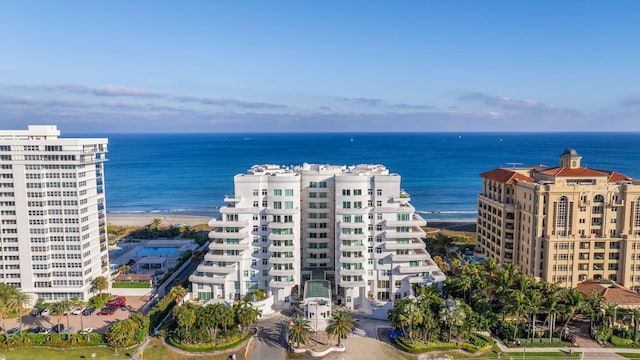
xmin=0 ymin=125 xmax=109 ymax=302
xmin=190 ymin=163 xmax=443 ymax=309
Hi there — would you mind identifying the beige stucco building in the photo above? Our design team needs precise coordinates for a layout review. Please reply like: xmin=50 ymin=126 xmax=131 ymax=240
xmin=477 ymin=149 xmax=640 ymax=290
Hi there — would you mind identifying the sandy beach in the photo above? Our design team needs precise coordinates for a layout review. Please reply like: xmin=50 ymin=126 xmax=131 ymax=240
xmin=107 ymin=213 xmax=212 ymax=227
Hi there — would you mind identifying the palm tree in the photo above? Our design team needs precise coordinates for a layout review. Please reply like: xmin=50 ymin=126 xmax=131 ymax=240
xmin=59 ymin=299 xmax=72 ymax=340
xmin=169 ymin=285 xmax=187 ymax=305
xmin=439 ymin=298 xmax=466 ymax=342
xmin=506 ymin=290 xmax=530 ymax=340
xmin=92 ymin=276 xmax=109 ymax=296
xmin=559 ymin=288 xmax=584 ymax=338
xmin=6 ymin=289 xmax=30 ymax=340
xmin=106 ymin=318 xmax=138 ymax=352
xmin=50 ymin=301 xmax=66 ymax=340
xmin=326 ymin=310 xmax=356 ymax=346
xmin=288 ymin=316 xmax=311 ymax=348
xmin=629 ymin=307 xmax=640 ymax=342
xmin=173 ymin=304 xmax=197 ymax=344
xmin=234 ymin=300 xmax=262 ymax=335
xmin=150 ymin=217 xmax=162 ymax=231
xmin=71 ymin=297 xmax=88 ymax=341
xmin=0 ymin=298 xmax=8 ymax=335
xmin=527 ymin=289 xmax=543 ymax=342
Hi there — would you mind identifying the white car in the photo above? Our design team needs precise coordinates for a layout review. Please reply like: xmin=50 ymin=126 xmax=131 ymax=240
xmin=71 ymin=307 xmax=85 ymax=315
xmin=79 ymin=327 xmax=93 ymax=334
xmin=40 ymin=308 xmax=50 ymax=316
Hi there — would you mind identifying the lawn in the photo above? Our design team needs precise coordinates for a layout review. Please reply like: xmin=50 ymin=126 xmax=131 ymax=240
xmin=141 ymin=337 xmax=237 ymax=360
xmin=617 ymin=354 xmax=640 ymax=359
xmin=0 ymin=346 xmax=123 ymax=360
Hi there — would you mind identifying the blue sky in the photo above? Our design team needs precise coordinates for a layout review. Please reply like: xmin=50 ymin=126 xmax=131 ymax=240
xmin=1 ymin=1 xmax=640 ymax=132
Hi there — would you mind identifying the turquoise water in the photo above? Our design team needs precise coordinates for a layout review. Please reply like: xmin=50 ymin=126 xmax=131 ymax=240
xmin=95 ymin=132 xmax=640 ymax=220
xmin=137 ymin=247 xmax=180 ymax=256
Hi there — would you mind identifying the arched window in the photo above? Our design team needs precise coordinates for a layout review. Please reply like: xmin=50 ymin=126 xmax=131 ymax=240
xmin=594 ymin=194 xmax=605 ymax=203
xmin=556 ymin=196 xmax=568 ymax=235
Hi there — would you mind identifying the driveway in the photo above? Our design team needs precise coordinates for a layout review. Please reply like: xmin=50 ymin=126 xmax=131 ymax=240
xmin=250 ymin=314 xmax=287 ymax=360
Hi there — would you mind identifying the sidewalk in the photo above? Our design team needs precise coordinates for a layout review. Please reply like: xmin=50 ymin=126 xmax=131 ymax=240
xmin=492 ymin=335 xmax=640 ymax=354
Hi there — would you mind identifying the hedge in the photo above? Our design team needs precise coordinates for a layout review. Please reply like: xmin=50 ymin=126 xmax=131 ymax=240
xmin=393 ymin=336 xmax=492 ymax=354
xmin=168 ymin=333 xmax=251 ymax=352
xmin=112 ymin=281 xmax=152 ymax=288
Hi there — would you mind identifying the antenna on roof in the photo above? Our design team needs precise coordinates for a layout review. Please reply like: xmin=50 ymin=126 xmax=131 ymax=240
xmin=505 ymin=162 xmax=523 ymax=168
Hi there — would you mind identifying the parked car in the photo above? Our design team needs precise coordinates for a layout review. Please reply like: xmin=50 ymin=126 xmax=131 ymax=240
xmin=31 ymin=308 xmax=45 ymax=316
xmin=82 ymin=307 xmax=96 ymax=316
xmin=28 ymin=326 xmax=44 ymax=334
xmin=40 ymin=308 xmax=50 ymax=316
xmin=79 ymin=327 xmax=93 ymax=334
xmin=7 ymin=327 xmax=21 ymax=335
xmin=51 ymin=324 xmax=65 ymax=333
xmin=60 ymin=326 xmax=75 ymax=334
xmin=97 ymin=307 xmax=115 ymax=316
xmin=71 ymin=307 xmax=85 ymax=315
xmin=39 ymin=327 xmax=52 ymax=334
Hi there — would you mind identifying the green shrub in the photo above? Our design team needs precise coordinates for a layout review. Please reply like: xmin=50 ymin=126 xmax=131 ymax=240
xmin=168 ymin=334 xmax=250 ymax=352
xmin=112 ymin=281 xmax=152 ymax=288
xmin=89 ymin=293 xmax=110 ymax=308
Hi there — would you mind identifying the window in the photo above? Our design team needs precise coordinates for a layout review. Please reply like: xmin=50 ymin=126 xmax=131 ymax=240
xmin=376 ymin=189 xmax=382 ymax=196
xmin=310 ymin=182 xmax=317 ymax=188
xmin=354 ymin=201 xmax=362 ymax=209
xmin=285 ymin=189 xmax=294 ymax=196
xmin=273 ymin=201 xmax=282 ymax=209
xmin=354 ymin=189 xmax=362 ymax=195
xmin=342 ymin=189 xmax=350 ymax=196
xmin=342 ymin=201 xmax=351 ymax=209
xmin=273 ymin=189 xmax=282 ymax=196
xmin=343 ymin=215 xmax=351 ymax=222
xmin=284 ymin=201 xmax=293 ymax=209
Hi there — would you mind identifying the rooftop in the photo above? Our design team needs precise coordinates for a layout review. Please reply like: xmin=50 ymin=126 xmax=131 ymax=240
xmin=303 ymin=280 xmax=331 ymax=299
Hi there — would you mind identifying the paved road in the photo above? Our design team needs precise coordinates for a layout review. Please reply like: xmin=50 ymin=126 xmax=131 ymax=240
xmin=250 ymin=314 xmax=288 ymax=360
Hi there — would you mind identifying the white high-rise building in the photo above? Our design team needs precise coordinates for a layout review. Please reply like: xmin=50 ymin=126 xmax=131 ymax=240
xmin=190 ymin=163 xmax=444 ymax=312
xmin=0 ymin=125 xmax=109 ymax=302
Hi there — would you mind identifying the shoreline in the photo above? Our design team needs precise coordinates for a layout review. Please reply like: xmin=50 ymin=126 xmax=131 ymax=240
xmin=107 ymin=213 xmax=476 ymax=227
xmin=107 ymin=213 xmax=212 ymax=227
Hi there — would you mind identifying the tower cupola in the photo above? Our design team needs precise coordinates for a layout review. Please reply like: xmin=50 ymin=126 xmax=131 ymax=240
xmin=560 ymin=148 xmax=582 ymax=169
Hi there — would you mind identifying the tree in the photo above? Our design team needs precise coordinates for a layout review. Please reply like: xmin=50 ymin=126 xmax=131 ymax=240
xmin=92 ymin=276 xmax=109 ymax=295
xmin=0 ymin=298 xmax=8 ymax=335
xmin=106 ymin=318 xmax=139 ymax=352
xmin=439 ymin=298 xmax=466 ymax=342
xmin=326 ymin=310 xmax=356 ymax=346
xmin=234 ymin=300 xmax=262 ymax=335
xmin=50 ymin=301 xmax=66 ymax=340
xmin=150 ymin=217 xmax=162 ymax=231
xmin=169 ymin=285 xmax=187 ymax=305
xmin=6 ymin=289 xmax=30 ymax=340
xmin=288 ymin=316 xmax=311 ymax=348
xmin=559 ymin=288 xmax=584 ymax=337
xmin=71 ymin=297 xmax=88 ymax=341
xmin=629 ymin=307 xmax=640 ymax=342
xmin=59 ymin=299 xmax=72 ymax=340
xmin=173 ymin=304 xmax=197 ymax=344
xmin=505 ymin=290 xmax=530 ymax=340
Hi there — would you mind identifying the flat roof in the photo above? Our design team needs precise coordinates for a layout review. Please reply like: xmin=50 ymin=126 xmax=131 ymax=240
xmin=303 ymin=280 xmax=331 ymax=299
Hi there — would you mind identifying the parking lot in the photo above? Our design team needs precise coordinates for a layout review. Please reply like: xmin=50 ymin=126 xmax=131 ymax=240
xmin=3 ymin=296 xmax=147 ymax=335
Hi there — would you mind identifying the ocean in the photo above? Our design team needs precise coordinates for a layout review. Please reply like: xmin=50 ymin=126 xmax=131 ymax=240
xmin=97 ymin=132 xmax=640 ymax=221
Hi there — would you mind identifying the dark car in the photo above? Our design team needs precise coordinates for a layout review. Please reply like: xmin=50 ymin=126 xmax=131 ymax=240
xmin=7 ymin=327 xmax=21 ymax=335
xmin=28 ymin=326 xmax=44 ymax=334
xmin=97 ymin=307 xmax=115 ymax=316
xmin=31 ymin=308 xmax=45 ymax=316
xmin=51 ymin=324 xmax=65 ymax=333
xmin=82 ymin=307 xmax=96 ymax=316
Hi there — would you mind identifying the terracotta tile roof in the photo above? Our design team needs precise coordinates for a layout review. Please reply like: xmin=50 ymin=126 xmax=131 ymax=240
xmin=592 ymin=170 xmax=633 ymax=183
xmin=576 ymin=280 xmax=640 ymax=308
xmin=538 ymin=167 xmax=608 ymax=177
xmin=480 ymin=168 xmax=534 ymax=184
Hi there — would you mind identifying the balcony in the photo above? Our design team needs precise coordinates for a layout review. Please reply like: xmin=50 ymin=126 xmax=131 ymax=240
xmin=340 ymin=268 xmax=366 ymax=276
xmin=269 ymin=222 xmax=297 ymax=229
xmin=224 ymin=193 xmax=241 ymax=203
xmin=338 ymin=280 xmax=366 ymax=288
xmin=209 ymin=218 xmax=249 ymax=228
xmin=385 ymin=215 xmax=425 ymax=227
xmin=339 ymin=244 xmax=366 ymax=252
xmin=339 ymin=233 xmax=367 ymax=241
xmin=396 ymin=260 xmax=440 ymax=274
xmin=339 ymin=256 xmax=366 ymax=264
xmin=270 ymin=280 xmax=295 ymax=288
xmin=268 ymin=233 xmax=296 ymax=241
xmin=384 ymin=239 xmax=426 ymax=250
xmin=391 ymin=250 xmax=429 ymax=262
xmin=384 ymin=228 xmax=426 ymax=239
xmin=209 ymin=241 xmax=250 ymax=251
xmin=265 ymin=207 xmax=299 ymax=215
xmin=408 ymin=275 xmax=428 ymax=284
xmin=269 ymin=256 xmax=295 ymax=264
xmin=189 ymin=274 xmax=228 ymax=284
xmin=210 ymin=230 xmax=250 ymax=239
xmin=197 ymin=263 xmax=236 ymax=274
xmin=205 ymin=253 xmax=244 ymax=262
xmin=269 ymin=268 xmax=296 ymax=276
xmin=268 ymin=244 xmax=295 ymax=252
